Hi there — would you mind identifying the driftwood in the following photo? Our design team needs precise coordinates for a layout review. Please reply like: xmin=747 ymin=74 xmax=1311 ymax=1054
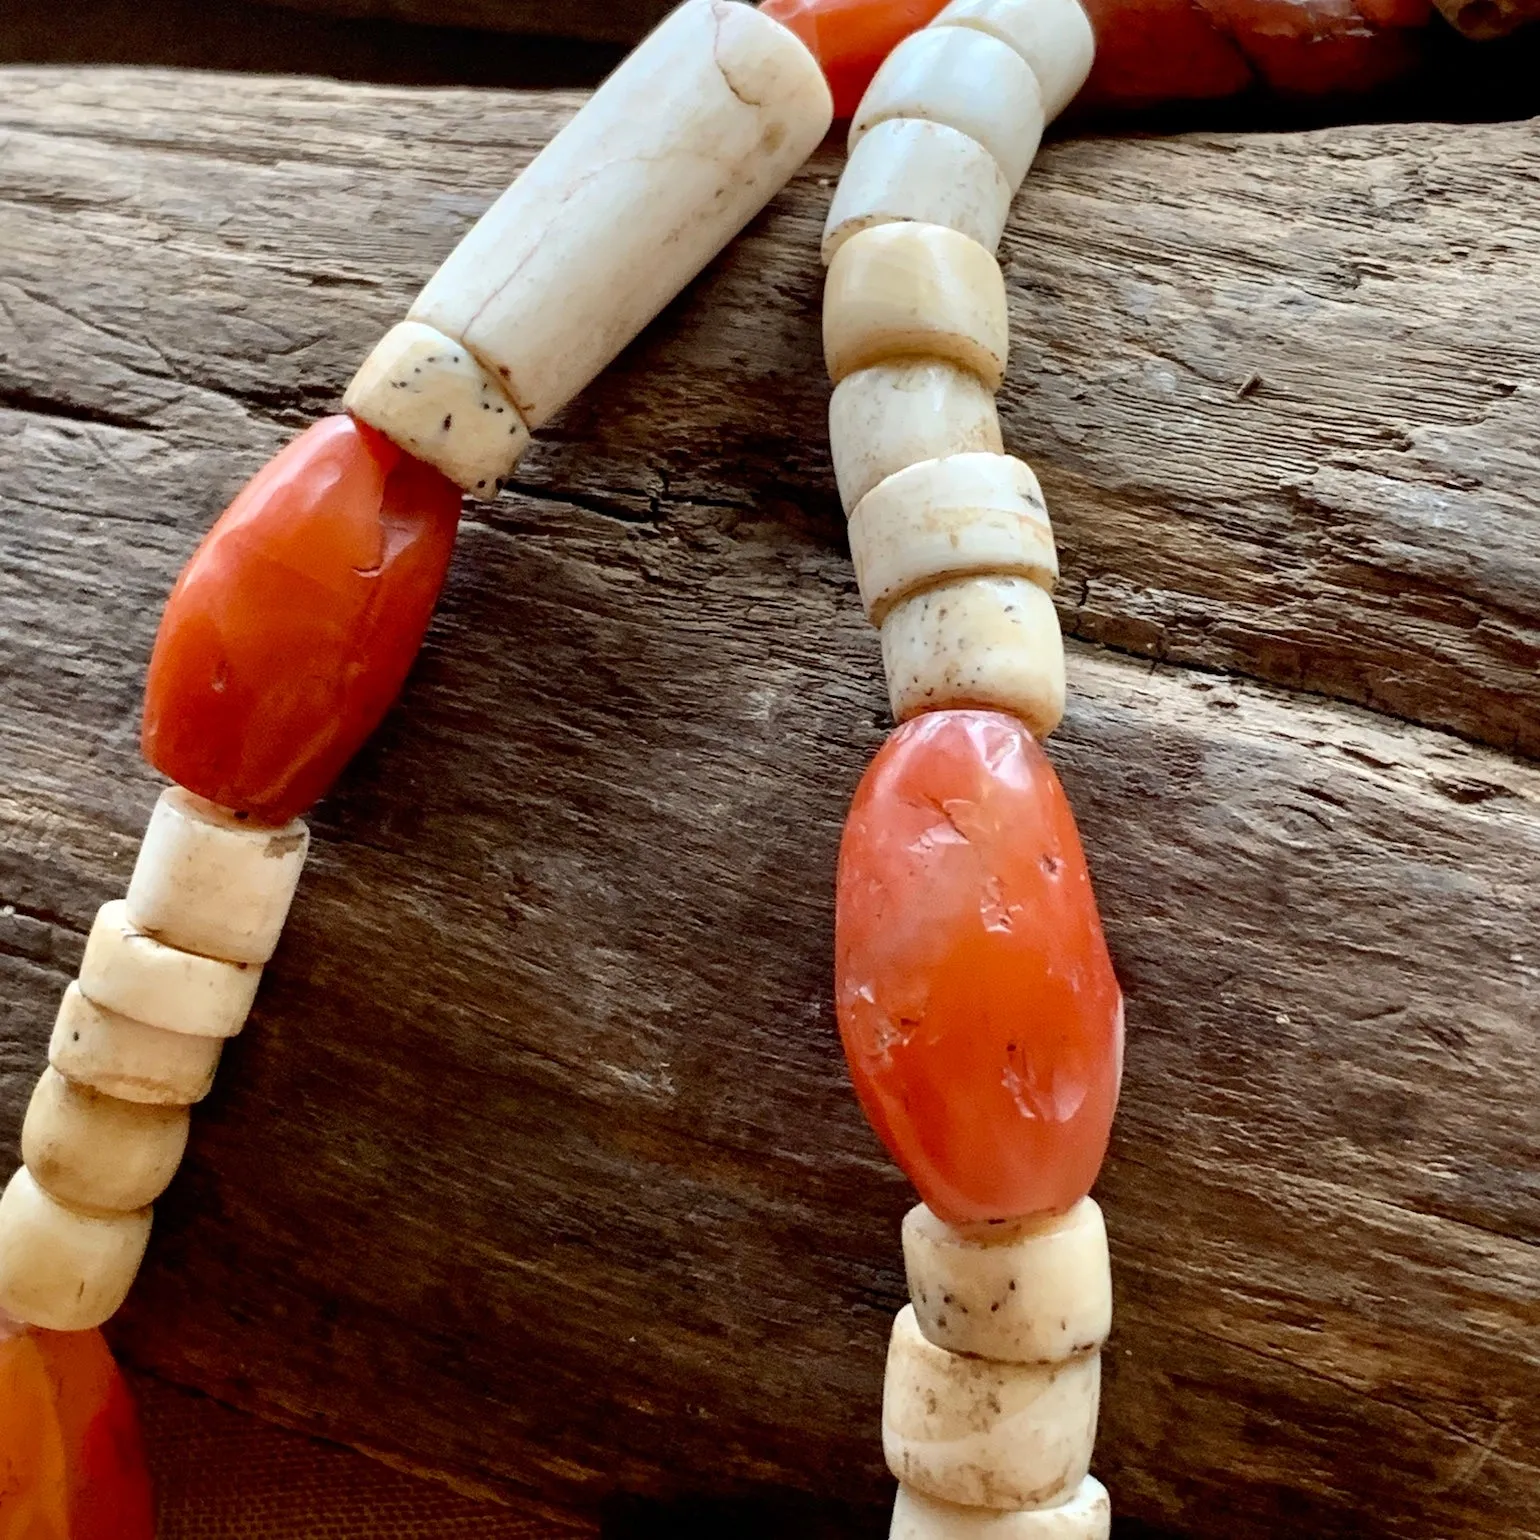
xmin=1 ymin=67 xmax=1538 ymax=1539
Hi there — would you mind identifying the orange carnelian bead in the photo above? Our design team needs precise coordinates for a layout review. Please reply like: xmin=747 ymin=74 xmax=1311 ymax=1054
xmin=762 ymin=0 xmax=951 ymax=118
xmin=0 ymin=1325 xmax=154 ymax=1540
xmin=142 ymin=415 xmax=462 ymax=825
xmin=835 ymin=710 xmax=1123 ymax=1225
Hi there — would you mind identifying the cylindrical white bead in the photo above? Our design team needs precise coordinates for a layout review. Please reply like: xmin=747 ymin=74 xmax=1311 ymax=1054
xmin=824 ymin=223 xmax=1008 ymax=389
xmin=409 ymin=0 xmax=833 ymax=431
xmin=80 ymin=900 xmax=260 ymax=1040
xmin=891 ymin=1479 xmax=1112 ymax=1539
xmin=903 ymin=1199 xmax=1111 ymax=1364
xmin=830 ymin=361 xmax=1003 ymax=513
xmin=22 ymin=1068 xmax=189 ymax=1214
xmin=126 ymin=788 xmax=308 ymax=966
xmin=343 ymin=321 xmax=530 ymax=496
xmin=884 ymin=1305 xmax=1099 ymax=1510
xmin=824 ymin=119 xmax=1013 ymax=265
xmin=881 ymin=575 xmax=1065 ymax=736
xmin=849 ymin=453 xmax=1057 ymax=626
xmin=932 ymin=0 xmax=1096 ymax=122
xmin=0 ymin=1168 xmax=151 ymax=1332
xmin=51 ymin=984 xmax=222 ymax=1106
xmin=850 ymin=26 xmax=1045 ymax=192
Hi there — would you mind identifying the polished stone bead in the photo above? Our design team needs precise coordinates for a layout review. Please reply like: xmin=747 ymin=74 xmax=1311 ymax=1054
xmin=835 ymin=709 xmax=1123 ymax=1224
xmin=142 ymin=414 xmax=462 ymax=824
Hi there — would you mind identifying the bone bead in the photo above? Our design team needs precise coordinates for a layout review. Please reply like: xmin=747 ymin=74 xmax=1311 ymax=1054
xmin=850 ymin=26 xmax=1045 ymax=192
xmin=126 ymin=788 xmax=308 ymax=966
xmin=884 ymin=1305 xmax=1099 ymax=1511
xmin=824 ymin=120 xmax=1013 ymax=265
xmin=850 ymin=453 xmax=1057 ymax=626
xmin=830 ymin=361 xmax=1003 ymax=512
xmin=343 ymin=321 xmax=529 ymax=496
xmin=881 ymin=575 xmax=1065 ymax=736
xmin=824 ymin=224 xmax=1008 ymax=389
xmin=903 ymin=1199 xmax=1111 ymax=1364
xmin=409 ymin=0 xmax=832 ymax=431
xmin=0 ymin=1168 xmax=151 ymax=1331
xmin=50 ymin=984 xmax=222 ymax=1106
xmin=23 ymin=1068 xmax=189 ymax=1215
xmin=80 ymin=900 xmax=260 ymax=1040
xmin=891 ymin=1479 xmax=1112 ymax=1539
xmin=932 ymin=0 xmax=1095 ymax=121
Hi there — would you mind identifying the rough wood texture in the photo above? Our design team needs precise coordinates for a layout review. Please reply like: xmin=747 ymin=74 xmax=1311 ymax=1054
xmin=0 ymin=68 xmax=1537 ymax=1540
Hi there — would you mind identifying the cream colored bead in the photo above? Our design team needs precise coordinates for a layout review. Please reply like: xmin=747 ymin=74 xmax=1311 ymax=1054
xmin=830 ymin=361 xmax=1003 ymax=512
xmin=903 ymin=1199 xmax=1111 ymax=1364
xmin=891 ymin=1479 xmax=1112 ymax=1539
xmin=23 ymin=1068 xmax=189 ymax=1214
xmin=933 ymin=0 xmax=1095 ymax=121
xmin=881 ymin=575 xmax=1065 ymax=736
xmin=0 ymin=1167 xmax=151 ymax=1331
xmin=851 ymin=26 xmax=1045 ymax=192
xmin=410 ymin=0 xmax=832 ymax=431
xmin=824 ymin=120 xmax=1013 ymax=265
xmin=343 ymin=321 xmax=529 ymax=496
xmin=51 ymin=984 xmax=222 ymax=1106
xmin=884 ymin=1305 xmax=1099 ymax=1510
xmin=849 ymin=453 xmax=1056 ymax=626
xmin=824 ymin=224 xmax=1008 ymax=389
xmin=80 ymin=900 xmax=260 ymax=1040
xmin=126 ymin=787 xmax=308 ymax=965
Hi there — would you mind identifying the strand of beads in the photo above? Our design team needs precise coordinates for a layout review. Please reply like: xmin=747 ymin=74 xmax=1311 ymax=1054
xmin=0 ymin=10 xmax=831 ymax=1529
xmin=816 ymin=2 xmax=1124 ymax=1536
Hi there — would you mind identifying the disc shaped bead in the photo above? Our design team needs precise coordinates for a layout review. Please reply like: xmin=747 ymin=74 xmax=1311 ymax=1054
xmin=835 ymin=710 xmax=1123 ymax=1225
xmin=850 ymin=25 xmax=1045 ymax=190
xmin=50 ymin=984 xmax=222 ymax=1107
xmin=932 ymin=0 xmax=1095 ymax=121
xmin=141 ymin=414 xmax=462 ymax=825
xmin=891 ymin=1478 xmax=1112 ymax=1539
xmin=0 ymin=1170 xmax=151 ymax=1332
xmin=23 ymin=1069 xmax=190 ymax=1215
xmin=761 ymin=0 xmax=951 ymax=119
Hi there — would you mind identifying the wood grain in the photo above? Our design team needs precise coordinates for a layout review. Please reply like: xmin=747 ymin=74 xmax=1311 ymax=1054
xmin=0 ymin=68 xmax=1536 ymax=1539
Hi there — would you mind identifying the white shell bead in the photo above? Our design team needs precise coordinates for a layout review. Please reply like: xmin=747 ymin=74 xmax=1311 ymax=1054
xmin=932 ymin=0 xmax=1096 ymax=121
xmin=890 ymin=1479 xmax=1112 ymax=1539
xmin=51 ymin=983 xmax=223 ymax=1106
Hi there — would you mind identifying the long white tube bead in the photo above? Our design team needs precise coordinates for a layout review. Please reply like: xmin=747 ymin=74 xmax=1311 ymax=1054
xmin=829 ymin=362 xmax=1003 ymax=513
xmin=0 ymin=1169 xmax=151 ymax=1331
xmin=891 ymin=1480 xmax=1112 ymax=1539
xmin=850 ymin=26 xmax=1045 ymax=192
xmin=848 ymin=453 xmax=1057 ymax=625
xmin=932 ymin=0 xmax=1096 ymax=122
xmin=408 ymin=0 xmax=832 ymax=432
xmin=824 ymin=120 xmax=1013 ymax=264
xmin=884 ymin=1305 xmax=1100 ymax=1510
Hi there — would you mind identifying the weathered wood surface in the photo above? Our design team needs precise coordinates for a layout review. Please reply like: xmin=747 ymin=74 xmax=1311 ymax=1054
xmin=0 ymin=69 xmax=1537 ymax=1539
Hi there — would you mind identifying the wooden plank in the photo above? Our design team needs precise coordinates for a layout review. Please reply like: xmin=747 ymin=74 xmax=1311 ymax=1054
xmin=0 ymin=67 xmax=1536 ymax=1538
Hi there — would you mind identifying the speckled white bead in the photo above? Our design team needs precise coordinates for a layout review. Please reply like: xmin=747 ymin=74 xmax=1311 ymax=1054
xmin=80 ymin=900 xmax=260 ymax=1040
xmin=0 ymin=1167 xmax=151 ymax=1331
xmin=903 ymin=1199 xmax=1111 ymax=1364
xmin=824 ymin=223 xmax=1009 ymax=389
xmin=881 ymin=574 xmax=1065 ymax=737
xmin=824 ymin=119 xmax=1013 ymax=264
xmin=126 ymin=788 xmax=308 ymax=966
xmin=23 ymin=1068 xmax=189 ymax=1214
xmin=851 ymin=26 xmax=1045 ymax=192
xmin=891 ymin=1479 xmax=1112 ymax=1539
xmin=50 ymin=983 xmax=222 ymax=1106
xmin=344 ymin=320 xmax=529 ymax=496
xmin=849 ymin=453 xmax=1057 ymax=625
xmin=884 ymin=1305 xmax=1100 ymax=1510
xmin=830 ymin=361 xmax=1003 ymax=513
xmin=932 ymin=0 xmax=1096 ymax=121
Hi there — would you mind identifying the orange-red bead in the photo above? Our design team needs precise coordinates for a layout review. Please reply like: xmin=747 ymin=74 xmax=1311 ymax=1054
xmin=761 ymin=0 xmax=951 ymax=117
xmin=835 ymin=710 xmax=1123 ymax=1225
xmin=142 ymin=415 xmax=462 ymax=825
xmin=0 ymin=1327 xmax=154 ymax=1540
